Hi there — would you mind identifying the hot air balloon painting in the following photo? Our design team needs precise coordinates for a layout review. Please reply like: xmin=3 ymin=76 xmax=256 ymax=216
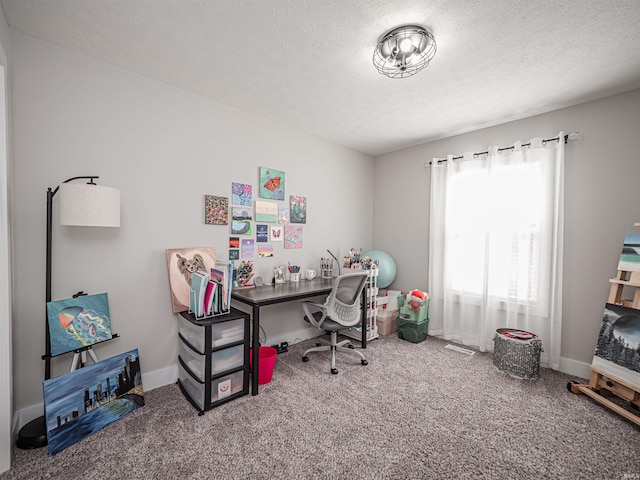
xmin=46 ymin=293 xmax=113 ymax=356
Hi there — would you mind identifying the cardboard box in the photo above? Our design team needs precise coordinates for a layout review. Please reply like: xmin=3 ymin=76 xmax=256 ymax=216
xmin=377 ymin=309 xmax=398 ymax=336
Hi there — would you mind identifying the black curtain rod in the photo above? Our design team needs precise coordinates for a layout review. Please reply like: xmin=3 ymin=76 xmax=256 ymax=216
xmin=430 ymin=133 xmax=572 ymax=166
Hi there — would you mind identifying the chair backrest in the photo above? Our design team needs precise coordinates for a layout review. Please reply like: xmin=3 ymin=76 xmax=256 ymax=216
xmin=325 ymin=271 xmax=369 ymax=327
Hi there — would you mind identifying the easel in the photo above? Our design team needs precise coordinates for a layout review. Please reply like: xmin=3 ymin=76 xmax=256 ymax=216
xmin=69 ymin=345 xmax=100 ymax=372
xmin=568 ymin=222 xmax=640 ymax=426
xmin=42 ymin=334 xmax=119 ymax=372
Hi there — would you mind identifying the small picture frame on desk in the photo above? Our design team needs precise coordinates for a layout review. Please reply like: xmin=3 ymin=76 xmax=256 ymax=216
xmin=274 ymin=266 xmax=285 ymax=284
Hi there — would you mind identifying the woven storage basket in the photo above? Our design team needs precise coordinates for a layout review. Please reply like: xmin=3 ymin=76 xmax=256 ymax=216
xmin=493 ymin=329 xmax=543 ymax=380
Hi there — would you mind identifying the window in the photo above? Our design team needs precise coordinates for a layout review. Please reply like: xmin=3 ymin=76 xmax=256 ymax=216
xmin=444 ymin=161 xmax=544 ymax=303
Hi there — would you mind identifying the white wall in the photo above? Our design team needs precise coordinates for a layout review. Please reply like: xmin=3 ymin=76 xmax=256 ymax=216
xmin=10 ymin=32 xmax=374 ymax=420
xmin=374 ymin=88 xmax=640 ymax=374
xmin=0 ymin=5 xmax=12 ymax=473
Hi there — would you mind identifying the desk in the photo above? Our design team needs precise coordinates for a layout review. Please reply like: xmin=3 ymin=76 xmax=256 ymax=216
xmin=231 ymin=277 xmax=369 ymax=395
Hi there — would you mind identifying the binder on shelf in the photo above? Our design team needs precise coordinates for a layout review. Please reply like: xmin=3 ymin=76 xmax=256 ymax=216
xmin=203 ymin=280 xmax=217 ymax=316
xmin=211 ymin=261 xmax=233 ymax=313
xmin=188 ymin=262 xmax=234 ymax=319
xmin=189 ymin=270 xmax=210 ymax=318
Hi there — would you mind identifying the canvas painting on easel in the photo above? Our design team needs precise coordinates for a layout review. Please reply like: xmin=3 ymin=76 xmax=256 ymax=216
xmin=46 ymin=293 xmax=113 ymax=357
xmin=592 ymin=303 xmax=640 ymax=389
xmin=43 ymin=348 xmax=144 ymax=456
xmin=618 ymin=233 xmax=640 ymax=275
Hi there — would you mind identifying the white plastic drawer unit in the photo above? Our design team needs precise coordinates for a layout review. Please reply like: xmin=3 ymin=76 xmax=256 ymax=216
xmin=178 ymin=363 xmax=244 ymax=410
xmin=178 ymin=339 xmax=244 ymax=382
xmin=178 ymin=314 xmax=245 ymax=353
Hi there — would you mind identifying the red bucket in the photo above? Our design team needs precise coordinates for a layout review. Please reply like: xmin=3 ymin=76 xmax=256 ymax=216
xmin=250 ymin=346 xmax=277 ymax=385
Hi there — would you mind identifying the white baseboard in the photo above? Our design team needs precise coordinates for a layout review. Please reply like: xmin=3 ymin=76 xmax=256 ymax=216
xmin=558 ymin=356 xmax=591 ymax=380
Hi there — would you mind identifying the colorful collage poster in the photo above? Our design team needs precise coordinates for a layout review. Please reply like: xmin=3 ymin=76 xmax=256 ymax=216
xmin=231 ymin=182 xmax=252 ymax=206
xmin=204 ymin=195 xmax=229 ymax=225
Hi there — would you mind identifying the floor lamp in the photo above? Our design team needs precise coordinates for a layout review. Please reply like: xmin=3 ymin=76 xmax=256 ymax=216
xmin=16 ymin=176 xmax=120 ymax=449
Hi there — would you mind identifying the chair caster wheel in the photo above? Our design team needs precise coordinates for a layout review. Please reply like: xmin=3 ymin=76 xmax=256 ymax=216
xmin=331 ymin=368 xmax=338 ymax=375
xmin=316 ymin=341 xmax=321 ymax=347
xmin=567 ymin=380 xmax=578 ymax=392
xmin=347 ymin=344 xmax=355 ymax=349
xmin=361 ymin=360 xmax=368 ymax=366
xmin=302 ymin=356 xmax=309 ymax=362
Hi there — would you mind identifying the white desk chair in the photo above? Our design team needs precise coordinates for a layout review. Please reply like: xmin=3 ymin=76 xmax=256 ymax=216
xmin=301 ymin=271 xmax=369 ymax=374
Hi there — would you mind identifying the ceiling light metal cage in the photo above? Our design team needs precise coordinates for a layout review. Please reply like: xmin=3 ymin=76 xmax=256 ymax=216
xmin=373 ymin=25 xmax=437 ymax=79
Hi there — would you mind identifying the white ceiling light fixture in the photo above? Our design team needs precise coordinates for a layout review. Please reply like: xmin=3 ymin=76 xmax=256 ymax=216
xmin=373 ymin=24 xmax=437 ymax=79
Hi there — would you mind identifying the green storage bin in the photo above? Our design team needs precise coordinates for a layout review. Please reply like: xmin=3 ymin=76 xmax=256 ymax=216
xmin=396 ymin=316 xmax=429 ymax=343
xmin=397 ymin=295 xmax=429 ymax=323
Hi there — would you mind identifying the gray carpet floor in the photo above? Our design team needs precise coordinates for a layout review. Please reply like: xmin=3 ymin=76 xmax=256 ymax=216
xmin=2 ymin=334 xmax=640 ymax=480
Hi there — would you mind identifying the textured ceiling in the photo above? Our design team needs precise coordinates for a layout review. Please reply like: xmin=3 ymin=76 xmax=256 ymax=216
xmin=2 ymin=0 xmax=640 ymax=156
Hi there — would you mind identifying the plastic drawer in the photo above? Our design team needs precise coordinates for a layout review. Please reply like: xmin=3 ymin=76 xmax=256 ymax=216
xmin=178 ymin=315 xmax=245 ymax=353
xmin=178 ymin=340 xmax=244 ymax=381
xmin=178 ymin=363 xmax=244 ymax=410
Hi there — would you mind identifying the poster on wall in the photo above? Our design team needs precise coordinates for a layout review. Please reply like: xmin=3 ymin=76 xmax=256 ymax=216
xmin=592 ymin=303 xmax=640 ymax=389
xmin=255 ymin=200 xmax=279 ymax=223
xmin=43 ymin=349 xmax=144 ymax=456
xmin=204 ymin=195 xmax=229 ymax=225
xmin=258 ymin=167 xmax=285 ymax=201
xmin=270 ymin=225 xmax=283 ymax=242
xmin=289 ymin=195 xmax=307 ymax=224
xmin=256 ymin=224 xmax=268 ymax=242
xmin=284 ymin=225 xmax=303 ymax=249
xmin=46 ymin=293 xmax=113 ymax=357
xmin=231 ymin=207 xmax=253 ymax=235
xmin=241 ymin=239 xmax=255 ymax=258
xmin=231 ymin=182 xmax=252 ymax=206
xmin=165 ymin=247 xmax=216 ymax=313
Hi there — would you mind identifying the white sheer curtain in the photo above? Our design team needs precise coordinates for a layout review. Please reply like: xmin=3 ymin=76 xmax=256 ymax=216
xmin=428 ymin=134 xmax=564 ymax=369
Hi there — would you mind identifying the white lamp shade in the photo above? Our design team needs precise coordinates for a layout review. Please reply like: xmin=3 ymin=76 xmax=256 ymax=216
xmin=59 ymin=183 xmax=121 ymax=227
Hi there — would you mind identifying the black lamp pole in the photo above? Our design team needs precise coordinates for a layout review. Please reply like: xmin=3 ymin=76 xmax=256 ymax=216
xmin=16 ymin=176 xmax=99 ymax=449
xmin=44 ymin=176 xmax=98 ymax=380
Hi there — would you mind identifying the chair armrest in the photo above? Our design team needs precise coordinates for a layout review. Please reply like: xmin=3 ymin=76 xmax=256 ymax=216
xmin=301 ymin=301 xmax=327 ymax=328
